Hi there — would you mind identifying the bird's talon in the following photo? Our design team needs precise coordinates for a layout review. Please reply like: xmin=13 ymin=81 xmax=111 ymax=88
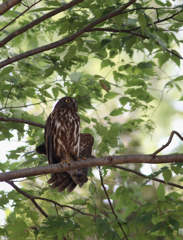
xmin=60 ymin=159 xmax=70 ymax=165
xmin=77 ymin=157 xmax=86 ymax=161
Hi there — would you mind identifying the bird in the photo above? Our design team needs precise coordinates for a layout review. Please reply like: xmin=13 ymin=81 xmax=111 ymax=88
xmin=36 ymin=97 xmax=94 ymax=193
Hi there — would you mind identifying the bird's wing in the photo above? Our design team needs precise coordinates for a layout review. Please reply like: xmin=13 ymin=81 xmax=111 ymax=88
xmin=44 ymin=115 xmax=73 ymax=191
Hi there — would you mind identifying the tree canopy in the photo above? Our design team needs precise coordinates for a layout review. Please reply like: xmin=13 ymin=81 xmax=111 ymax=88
xmin=0 ymin=0 xmax=183 ymax=239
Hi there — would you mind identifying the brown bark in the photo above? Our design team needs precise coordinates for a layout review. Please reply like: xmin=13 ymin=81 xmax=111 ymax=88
xmin=0 ymin=154 xmax=183 ymax=181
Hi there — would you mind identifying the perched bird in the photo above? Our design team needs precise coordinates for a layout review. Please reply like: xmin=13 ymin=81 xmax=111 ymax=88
xmin=36 ymin=97 xmax=94 ymax=193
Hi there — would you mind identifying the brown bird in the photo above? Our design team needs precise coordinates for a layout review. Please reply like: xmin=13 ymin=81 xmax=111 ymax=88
xmin=36 ymin=97 xmax=94 ymax=193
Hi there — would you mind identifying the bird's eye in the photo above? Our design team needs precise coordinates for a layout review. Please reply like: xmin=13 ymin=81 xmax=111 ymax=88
xmin=65 ymin=98 xmax=71 ymax=103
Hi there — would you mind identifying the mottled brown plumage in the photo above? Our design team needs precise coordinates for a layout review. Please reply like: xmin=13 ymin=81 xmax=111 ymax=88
xmin=37 ymin=96 xmax=94 ymax=193
xmin=36 ymin=133 xmax=94 ymax=192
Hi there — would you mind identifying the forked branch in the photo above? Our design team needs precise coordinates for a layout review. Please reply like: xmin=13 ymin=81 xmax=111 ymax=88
xmin=151 ymin=131 xmax=183 ymax=158
xmin=6 ymin=180 xmax=97 ymax=219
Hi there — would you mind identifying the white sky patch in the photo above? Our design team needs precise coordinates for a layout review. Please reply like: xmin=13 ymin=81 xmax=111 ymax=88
xmin=103 ymin=199 xmax=113 ymax=204
xmin=140 ymin=164 xmax=155 ymax=176
xmin=174 ymin=101 xmax=183 ymax=112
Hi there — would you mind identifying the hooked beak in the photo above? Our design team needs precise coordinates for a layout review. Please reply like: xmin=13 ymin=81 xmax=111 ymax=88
xmin=72 ymin=99 xmax=78 ymax=110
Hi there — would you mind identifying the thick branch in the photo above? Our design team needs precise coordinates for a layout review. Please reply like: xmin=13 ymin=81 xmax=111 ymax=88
xmin=1 ymin=154 xmax=183 ymax=181
xmin=0 ymin=0 xmax=137 ymax=68
xmin=0 ymin=116 xmax=44 ymax=128
xmin=0 ymin=0 xmax=22 ymax=15
xmin=0 ymin=0 xmax=84 ymax=47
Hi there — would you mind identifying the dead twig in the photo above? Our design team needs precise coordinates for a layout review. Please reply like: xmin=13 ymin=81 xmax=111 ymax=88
xmin=151 ymin=131 xmax=183 ymax=158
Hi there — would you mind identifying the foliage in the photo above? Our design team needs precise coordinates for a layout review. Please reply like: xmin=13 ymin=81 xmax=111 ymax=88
xmin=0 ymin=0 xmax=183 ymax=239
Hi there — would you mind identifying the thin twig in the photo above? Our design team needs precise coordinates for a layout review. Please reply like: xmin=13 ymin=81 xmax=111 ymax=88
xmin=0 ymin=0 xmax=42 ymax=32
xmin=6 ymin=180 xmax=96 ymax=218
xmin=152 ymin=131 xmax=183 ymax=158
xmin=0 ymin=116 xmax=44 ymax=128
xmin=6 ymin=180 xmax=48 ymax=218
xmin=99 ymin=167 xmax=128 ymax=240
xmin=111 ymin=165 xmax=183 ymax=190
xmin=88 ymin=28 xmax=182 ymax=60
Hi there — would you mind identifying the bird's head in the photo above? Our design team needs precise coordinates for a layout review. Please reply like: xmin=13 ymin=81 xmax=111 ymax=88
xmin=54 ymin=97 xmax=78 ymax=111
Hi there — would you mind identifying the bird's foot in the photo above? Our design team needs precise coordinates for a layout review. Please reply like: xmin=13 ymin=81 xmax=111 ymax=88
xmin=77 ymin=157 xmax=86 ymax=161
xmin=60 ymin=159 xmax=70 ymax=165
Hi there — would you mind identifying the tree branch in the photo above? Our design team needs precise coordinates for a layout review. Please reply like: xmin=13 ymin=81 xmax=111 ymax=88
xmin=111 ymin=165 xmax=183 ymax=190
xmin=0 ymin=116 xmax=44 ymax=128
xmin=6 ymin=180 xmax=48 ymax=218
xmin=1 ymin=154 xmax=183 ymax=181
xmin=88 ymin=28 xmax=183 ymax=60
xmin=0 ymin=0 xmax=84 ymax=47
xmin=0 ymin=0 xmax=42 ymax=32
xmin=0 ymin=0 xmax=22 ymax=15
xmin=0 ymin=0 xmax=137 ymax=68
xmin=6 ymin=180 xmax=97 ymax=218
xmin=152 ymin=131 xmax=183 ymax=158
xmin=99 ymin=167 xmax=128 ymax=240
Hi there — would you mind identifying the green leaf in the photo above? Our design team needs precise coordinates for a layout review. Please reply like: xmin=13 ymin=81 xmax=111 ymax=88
xmin=96 ymin=218 xmax=109 ymax=239
xmin=138 ymin=12 xmax=147 ymax=34
xmin=171 ymin=54 xmax=180 ymax=67
xmin=26 ymin=211 xmax=39 ymax=221
xmin=158 ymin=52 xmax=170 ymax=67
xmin=137 ymin=62 xmax=152 ymax=69
xmin=119 ymin=96 xmax=130 ymax=105
xmin=70 ymin=72 xmax=82 ymax=82
xmin=154 ymin=0 xmax=165 ymax=6
xmin=52 ymin=87 xmax=59 ymax=99
xmin=44 ymin=66 xmax=54 ymax=78
xmin=104 ymin=92 xmax=118 ymax=99
xmin=57 ymin=222 xmax=69 ymax=239
xmin=150 ymin=221 xmax=164 ymax=233
xmin=163 ymin=169 xmax=172 ymax=182
xmin=69 ymin=199 xmax=87 ymax=205
xmin=80 ymin=114 xmax=90 ymax=123
xmin=156 ymin=183 xmax=165 ymax=200
xmin=0 ymin=66 xmax=14 ymax=76
xmin=101 ymin=59 xmax=115 ymax=69
xmin=169 ymin=218 xmax=180 ymax=231
xmin=110 ymin=108 xmax=126 ymax=116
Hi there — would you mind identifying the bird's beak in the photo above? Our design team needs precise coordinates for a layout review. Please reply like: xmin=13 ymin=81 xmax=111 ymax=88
xmin=72 ymin=99 xmax=77 ymax=109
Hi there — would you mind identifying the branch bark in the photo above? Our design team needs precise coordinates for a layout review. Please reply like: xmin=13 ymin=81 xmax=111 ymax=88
xmin=0 ymin=154 xmax=183 ymax=181
xmin=88 ymin=28 xmax=183 ymax=60
xmin=0 ymin=0 xmax=84 ymax=47
xmin=0 ymin=0 xmax=137 ymax=68
xmin=6 ymin=180 xmax=49 ymax=218
xmin=0 ymin=116 xmax=44 ymax=128
xmin=112 ymin=165 xmax=183 ymax=190
xmin=0 ymin=0 xmax=22 ymax=15
xmin=0 ymin=0 xmax=42 ymax=32
xmin=6 ymin=180 xmax=96 ymax=218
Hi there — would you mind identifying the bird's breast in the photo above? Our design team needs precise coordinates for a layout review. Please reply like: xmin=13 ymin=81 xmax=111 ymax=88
xmin=51 ymin=108 xmax=80 ymax=158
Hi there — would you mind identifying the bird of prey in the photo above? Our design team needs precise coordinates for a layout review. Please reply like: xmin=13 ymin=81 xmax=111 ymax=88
xmin=36 ymin=97 xmax=94 ymax=193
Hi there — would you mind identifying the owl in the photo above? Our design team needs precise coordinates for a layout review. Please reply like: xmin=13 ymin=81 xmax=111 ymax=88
xmin=36 ymin=97 xmax=94 ymax=193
